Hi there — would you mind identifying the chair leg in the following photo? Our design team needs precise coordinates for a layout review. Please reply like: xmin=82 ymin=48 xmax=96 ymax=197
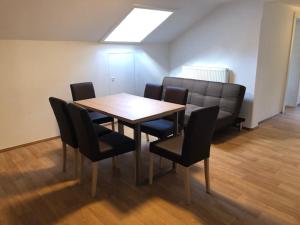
xmin=78 ymin=154 xmax=84 ymax=184
xmin=62 ymin=142 xmax=67 ymax=172
xmin=149 ymin=153 xmax=154 ymax=184
xmin=184 ymin=167 xmax=191 ymax=204
xmin=133 ymin=151 xmax=136 ymax=181
xmin=112 ymin=156 xmax=118 ymax=170
xmin=146 ymin=134 xmax=150 ymax=142
xmin=159 ymin=157 xmax=162 ymax=170
xmin=112 ymin=120 xmax=115 ymax=131
xmin=91 ymin=162 xmax=98 ymax=197
xmin=239 ymin=122 xmax=243 ymax=131
xmin=74 ymin=149 xmax=79 ymax=178
xmin=172 ymin=161 xmax=177 ymax=172
xmin=204 ymin=158 xmax=210 ymax=193
xmin=118 ymin=122 xmax=124 ymax=134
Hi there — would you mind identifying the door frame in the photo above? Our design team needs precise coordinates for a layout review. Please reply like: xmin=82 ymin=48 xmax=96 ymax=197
xmin=282 ymin=12 xmax=300 ymax=113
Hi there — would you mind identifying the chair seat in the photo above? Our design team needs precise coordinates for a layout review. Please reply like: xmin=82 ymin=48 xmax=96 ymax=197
xmin=150 ymin=135 xmax=185 ymax=165
xmin=155 ymin=135 xmax=183 ymax=155
xmin=89 ymin=111 xmax=113 ymax=124
xmin=91 ymin=132 xmax=135 ymax=161
xmin=93 ymin=124 xmax=112 ymax=136
xmin=141 ymin=119 xmax=174 ymax=138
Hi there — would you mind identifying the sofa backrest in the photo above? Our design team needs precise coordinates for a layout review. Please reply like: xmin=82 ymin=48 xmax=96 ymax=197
xmin=162 ymin=77 xmax=246 ymax=117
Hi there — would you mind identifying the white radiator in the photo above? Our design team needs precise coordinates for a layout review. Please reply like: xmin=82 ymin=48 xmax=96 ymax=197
xmin=179 ymin=66 xmax=230 ymax=83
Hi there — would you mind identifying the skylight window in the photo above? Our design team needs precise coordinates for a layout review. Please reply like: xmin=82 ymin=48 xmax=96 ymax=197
xmin=104 ymin=8 xmax=173 ymax=43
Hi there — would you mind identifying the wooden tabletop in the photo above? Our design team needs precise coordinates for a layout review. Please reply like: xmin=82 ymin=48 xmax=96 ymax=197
xmin=75 ymin=93 xmax=185 ymax=124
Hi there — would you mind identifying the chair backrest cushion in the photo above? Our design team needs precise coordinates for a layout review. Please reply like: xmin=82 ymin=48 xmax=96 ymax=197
xmin=67 ymin=103 xmax=100 ymax=160
xmin=164 ymin=86 xmax=188 ymax=127
xmin=182 ymin=106 xmax=219 ymax=166
xmin=70 ymin=82 xmax=96 ymax=101
xmin=144 ymin=83 xmax=163 ymax=100
xmin=49 ymin=97 xmax=78 ymax=148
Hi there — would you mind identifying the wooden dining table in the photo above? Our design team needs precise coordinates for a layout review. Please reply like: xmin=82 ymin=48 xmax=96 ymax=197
xmin=75 ymin=93 xmax=185 ymax=185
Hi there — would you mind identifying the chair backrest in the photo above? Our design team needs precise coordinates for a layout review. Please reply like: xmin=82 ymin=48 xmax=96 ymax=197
xmin=49 ymin=97 xmax=78 ymax=148
xmin=182 ymin=106 xmax=219 ymax=166
xmin=144 ymin=83 xmax=163 ymax=100
xmin=67 ymin=103 xmax=100 ymax=160
xmin=164 ymin=86 xmax=188 ymax=127
xmin=70 ymin=82 xmax=96 ymax=101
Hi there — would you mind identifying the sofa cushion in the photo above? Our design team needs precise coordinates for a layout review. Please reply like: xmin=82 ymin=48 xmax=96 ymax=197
xmin=163 ymin=77 xmax=246 ymax=130
xmin=185 ymin=104 xmax=234 ymax=130
xmin=186 ymin=104 xmax=203 ymax=114
xmin=215 ymin=110 xmax=235 ymax=131
xmin=220 ymin=84 xmax=245 ymax=116
xmin=163 ymin=77 xmax=245 ymax=115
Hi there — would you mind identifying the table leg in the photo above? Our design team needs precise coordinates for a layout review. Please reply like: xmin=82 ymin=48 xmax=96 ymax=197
xmin=174 ymin=112 xmax=179 ymax=135
xmin=118 ymin=120 xmax=124 ymax=134
xmin=134 ymin=124 xmax=141 ymax=185
xmin=172 ymin=112 xmax=179 ymax=172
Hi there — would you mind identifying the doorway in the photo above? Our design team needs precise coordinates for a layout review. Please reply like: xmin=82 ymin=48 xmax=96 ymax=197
xmin=107 ymin=52 xmax=136 ymax=95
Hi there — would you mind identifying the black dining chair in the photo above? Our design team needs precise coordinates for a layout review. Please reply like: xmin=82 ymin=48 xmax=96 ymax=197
xmin=141 ymin=86 xmax=188 ymax=140
xmin=67 ymin=103 xmax=135 ymax=197
xmin=49 ymin=97 xmax=111 ymax=177
xmin=119 ymin=83 xmax=163 ymax=140
xmin=70 ymin=82 xmax=115 ymax=131
xmin=144 ymin=83 xmax=163 ymax=141
xmin=144 ymin=83 xmax=163 ymax=100
xmin=141 ymin=87 xmax=188 ymax=170
xmin=149 ymin=106 xmax=219 ymax=204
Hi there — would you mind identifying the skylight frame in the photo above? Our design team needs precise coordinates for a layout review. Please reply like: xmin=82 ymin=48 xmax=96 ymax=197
xmin=103 ymin=7 xmax=173 ymax=43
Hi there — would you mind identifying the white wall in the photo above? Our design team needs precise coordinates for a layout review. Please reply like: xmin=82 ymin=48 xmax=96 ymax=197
xmin=253 ymin=2 xmax=294 ymax=124
xmin=1 ymin=1 xmax=298 ymax=150
xmin=297 ymin=78 xmax=300 ymax=105
xmin=169 ymin=0 xmax=264 ymax=128
xmin=0 ymin=40 xmax=169 ymax=150
xmin=286 ymin=20 xmax=300 ymax=107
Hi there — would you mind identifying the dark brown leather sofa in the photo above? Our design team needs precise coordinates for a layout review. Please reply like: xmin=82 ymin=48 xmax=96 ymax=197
xmin=162 ymin=77 xmax=246 ymax=131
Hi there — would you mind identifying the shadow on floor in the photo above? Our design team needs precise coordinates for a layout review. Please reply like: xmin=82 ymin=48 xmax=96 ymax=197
xmin=2 ymin=156 xmax=282 ymax=225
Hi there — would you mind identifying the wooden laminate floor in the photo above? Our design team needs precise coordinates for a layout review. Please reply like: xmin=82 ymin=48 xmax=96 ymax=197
xmin=0 ymin=108 xmax=300 ymax=225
